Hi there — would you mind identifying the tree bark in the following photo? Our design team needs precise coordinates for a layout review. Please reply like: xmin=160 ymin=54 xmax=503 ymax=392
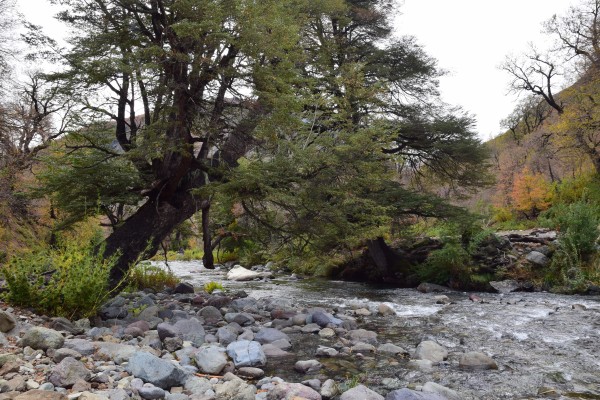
xmin=201 ymin=203 xmax=215 ymax=269
xmin=366 ymin=237 xmax=408 ymax=280
xmin=103 ymin=184 xmax=206 ymax=288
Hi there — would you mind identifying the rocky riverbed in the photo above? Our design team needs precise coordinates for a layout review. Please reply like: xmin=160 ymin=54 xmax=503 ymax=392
xmin=0 ymin=262 xmax=599 ymax=400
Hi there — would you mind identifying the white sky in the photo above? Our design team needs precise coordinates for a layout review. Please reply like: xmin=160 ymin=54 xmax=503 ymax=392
xmin=395 ymin=0 xmax=577 ymax=140
xmin=17 ymin=0 xmax=579 ymax=140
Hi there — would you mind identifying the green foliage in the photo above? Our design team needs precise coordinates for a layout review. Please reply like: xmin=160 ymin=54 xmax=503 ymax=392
xmin=35 ymin=129 xmax=143 ymax=230
xmin=203 ymin=281 xmax=224 ymax=294
xmin=337 ymin=373 xmax=366 ymax=393
xmin=553 ymin=173 xmax=600 ymax=205
xmin=182 ymin=249 xmax=204 ymax=261
xmin=417 ymin=240 xmax=472 ymax=287
xmin=538 ymin=199 xmax=600 ymax=292
xmin=540 ymin=200 xmax=600 ymax=257
xmin=127 ymin=263 xmax=180 ymax=292
xmin=0 ymin=226 xmax=114 ymax=319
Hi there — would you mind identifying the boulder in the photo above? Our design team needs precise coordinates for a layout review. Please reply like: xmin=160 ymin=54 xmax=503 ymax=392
xmin=173 ymin=318 xmax=205 ymax=346
xmin=198 ymin=306 xmax=223 ymax=323
xmin=48 ymin=357 xmax=91 ymax=388
xmin=348 ymin=329 xmax=378 ymax=345
xmin=321 ymin=379 xmax=338 ymax=399
xmin=311 ymin=311 xmax=342 ymax=328
xmin=138 ymin=384 xmax=166 ymax=399
xmin=377 ymin=303 xmax=396 ymax=316
xmin=254 ymin=328 xmax=290 ymax=344
xmin=14 ymin=391 xmax=67 ymax=400
xmin=267 ymin=382 xmax=322 ymax=400
xmin=340 ymin=385 xmax=384 ymax=400
xmin=422 ymin=382 xmax=460 ymax=400
xmin=95 ymin=342 xmax=138 ymax=364
xmin=215 ymin=373 xmax=256 ymax=400
xmin=173 ymin=282 xmax=195 ymax=294
xmin=262 ymin=344 xmax=293 ymax=358
xmin=158 ymin=318 xmax=205 ymax=347
xmin=526 ymin=251 xmax=550 ymax=267
xmin=378 ymin=343 xmax=408 ymax=355
xmin=385 ymin=389 xmax=448 ymax=400
xmin=318 ymin=328 xmax=336 ymax=339
xmin=490 ymin=280 xmax=521 ymax=294
xmin=237 ymin=367 xmax=265 ymax=379
xmin=226 ymin=340 xmax=267 ymax=367
xmin=99 ymin=306 xmax=127 ymax=320
xmin=0 ymin=310 xmax=17 ymax=333
xmin=414 ymin=341 xmax=447 ymax=364
xmin=316 ymin=346 xmax=338 ymax=357
xmin=407 ymin=359 xmax=433 ymax=371
xmin=294 ymin=359 xmax=322 ymax=373
xmin=183 ymin=376 xmax=212 ymax=395
xmin=125 ymin=351 xmax=188 ymax=389
xmin=193 ymin=345 xmax=228 ymax=375
xmin=224 ymin=313 xmax=255 ymax=327
xmin=50 ymin=317 xmax=84 ymax=335
xmin=52 ymin=348 xmax=83 ymax=363
xmin=352 ymin=342 xmax=376 ymax=353
xmin=63 ymin=339 xmax=97 ymax=356
xmin=21 ymin=327 xmax=64 ymax=351
xmin=301 ymin=323 xmax=321 ymax=334
xmin=458 ymin=352 xmax=498 ymax=371
xmin=217 ymin=325 xmax=239 ymax=346
xmin=227 ymin=266 xmax=262 ymax=281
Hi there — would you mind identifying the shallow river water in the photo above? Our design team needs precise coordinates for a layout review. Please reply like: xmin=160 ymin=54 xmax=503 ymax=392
xmin=161 ymin=261 xmax=600 ymax=400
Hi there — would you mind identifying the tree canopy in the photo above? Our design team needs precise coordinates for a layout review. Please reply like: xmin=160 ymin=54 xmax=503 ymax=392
xmin=24 ymin=0 xmax=491 ymax=285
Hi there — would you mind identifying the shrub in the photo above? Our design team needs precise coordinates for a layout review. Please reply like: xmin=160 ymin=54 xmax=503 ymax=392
xmin=1 ymin=229 xmax=114 ymax=319
xmin=417 ymin=240 xmax=471 ymax=287
xmin=182 ymin=248 xmax=204 ymax=261
xmin=540 ymin=200 xmax=600 ymax=257
xmin=127 ymin=262 xmax=180 ymax=292
xmin=203 ymin=281 xmax=224 ymax=294
xmin=540 ymin=200 xmax=600 ymax=292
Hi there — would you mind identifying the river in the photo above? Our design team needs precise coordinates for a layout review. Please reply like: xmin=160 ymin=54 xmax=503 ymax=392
xmin=159 ymin=260 xmax=600 ymax=400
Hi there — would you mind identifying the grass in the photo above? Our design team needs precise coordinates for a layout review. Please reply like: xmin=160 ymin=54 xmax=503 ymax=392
xmin=127 ymin=262 xmax=180 ymax=292
xmin=204 ymin=281 xmax=224 ymax=294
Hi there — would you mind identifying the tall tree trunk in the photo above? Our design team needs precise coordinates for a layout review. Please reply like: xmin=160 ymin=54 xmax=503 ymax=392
xmin=202 ymin=203 xmax=215 ymax=269
xmin=103 ymin=185 xmax=206 ymax=288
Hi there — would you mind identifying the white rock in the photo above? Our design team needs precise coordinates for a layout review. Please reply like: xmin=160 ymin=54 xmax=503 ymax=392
xmin=227 ymin=266 xmax=262 ymax=281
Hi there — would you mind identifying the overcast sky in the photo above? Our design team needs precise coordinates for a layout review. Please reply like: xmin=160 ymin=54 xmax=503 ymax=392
xmin=17 ymin=0 xmax=579 ymax=140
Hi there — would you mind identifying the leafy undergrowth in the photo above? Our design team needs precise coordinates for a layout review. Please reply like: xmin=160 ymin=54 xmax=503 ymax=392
xmin=126 ymin=262 xmax=180 ymax=292
xmin=0 ymin=223 xmax=115 ymax=319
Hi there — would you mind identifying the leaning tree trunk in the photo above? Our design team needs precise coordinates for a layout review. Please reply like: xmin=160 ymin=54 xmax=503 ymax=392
xmin=366 ymin=237 xmax=410 ymax=281
xmin=103 ymin=186 xmax=206 ymax=288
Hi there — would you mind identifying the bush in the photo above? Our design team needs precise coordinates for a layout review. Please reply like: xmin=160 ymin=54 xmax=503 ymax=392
xmin=204 ymin=281 xmax=224 ymax=294
xmin=127 ymin=262 xmax=180 ymax=292
xmin=182 ymin=248 xmax=204 ymax=261
xmin=1 ymin=229 xmax=114 ymax=319
xmin=417 ymin=240 xmax=472 ymax=287
xmin=540 ymin=200 xmax=600 ymax=257
xmin=540 ymin=200 xmax=600 ymax=292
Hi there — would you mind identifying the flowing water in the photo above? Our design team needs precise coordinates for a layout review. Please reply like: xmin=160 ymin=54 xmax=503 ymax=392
xmin=162 ymin=261 xmax=600 ymax=400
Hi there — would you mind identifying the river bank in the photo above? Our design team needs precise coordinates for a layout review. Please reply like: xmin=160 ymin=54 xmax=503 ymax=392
xmin=0 ymin=262 xmax=599 ymax=400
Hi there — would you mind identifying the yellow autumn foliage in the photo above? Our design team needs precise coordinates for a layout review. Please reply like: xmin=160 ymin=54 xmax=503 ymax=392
xmin=510 ymin=167 xmax=554 ymax=216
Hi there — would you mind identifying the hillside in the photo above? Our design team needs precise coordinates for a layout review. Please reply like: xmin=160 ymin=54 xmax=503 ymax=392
xmin=467 ymin=73 xmax=600 ymax=224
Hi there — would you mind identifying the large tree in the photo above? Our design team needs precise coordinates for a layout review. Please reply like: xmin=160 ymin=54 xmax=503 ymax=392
xmin=215 ymin=0 xmax=490 ymax=275
xmin=44 ymin=0 xmax=309 ymax=285
xmin=41 ymin=0 xmax=489 ymax=284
